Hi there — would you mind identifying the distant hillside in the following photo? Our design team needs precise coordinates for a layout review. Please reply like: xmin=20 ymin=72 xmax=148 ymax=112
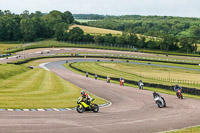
xmin=69 ymin=24 xmax=122 ymax=35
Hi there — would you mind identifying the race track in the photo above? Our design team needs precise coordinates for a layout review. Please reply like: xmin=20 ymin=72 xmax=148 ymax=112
xmin=0 ymin=49 xmax=200 ymax=133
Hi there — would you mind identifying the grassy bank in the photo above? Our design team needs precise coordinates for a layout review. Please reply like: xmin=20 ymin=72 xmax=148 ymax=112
xmin=64 ymin=62 xmax=200 ymax=100
xmin=0 ymin=64 xmax=30 ymax=79
xmin=0 ymin=64 xmax=106 ymax=109
xmin=165 ymin=126 xmax=200 ymax=133
xmin=67 ymin=62 xmax=200 ymax=89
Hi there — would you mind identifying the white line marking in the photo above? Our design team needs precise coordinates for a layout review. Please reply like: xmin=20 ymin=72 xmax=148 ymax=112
xmin=37 ymin=109 xmax=45 ymax=111
xmin=39 ymin=62 xmax=50 ymax=71
xmin=52 ymin=108 xmax=60 ymax=111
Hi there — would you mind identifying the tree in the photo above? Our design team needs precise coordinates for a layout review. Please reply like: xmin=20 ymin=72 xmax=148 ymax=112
xmin=104 ymin=33 xmax=116 ymax=44
xmin=63 ymin=11 xmax=74 ymax=24
xmin=67 ymin=27 xmax=84 ymax=41
xmin=20 ymin=10 xmax=30 ymax=18
xmin=53 ymin=22 xmax=68 ymax=41
xmin=20 ymin=18 xmax=36 ymax=41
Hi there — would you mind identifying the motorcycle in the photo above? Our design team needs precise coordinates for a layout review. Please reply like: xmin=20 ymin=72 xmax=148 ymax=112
xmin=138 ymin=82 xmax=144 ymax=90
xmin=76 ymin=97 xmax=99 ymax=113
xmin=153 ymin=92 xmax=166 ymax=108
xmin=177 ymin=89 xmax=183 ymax=99
xmin=120 ymin=80 xmax=124 ymax=86
xmin=107 ymin=78 xmax=110 ymax=83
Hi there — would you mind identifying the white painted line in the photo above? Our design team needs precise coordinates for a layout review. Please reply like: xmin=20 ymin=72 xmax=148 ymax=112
xmin=39 ymin=62 xmax=50 ymax=71
xmin=37 ymin=109 xmax=45 ymax=111
xmin=65 ymin=108 xmax=72 ymax=110
xmin=52 ymin=108 xmax=60 ymax=111
xmin=44 ymin=50 xmax=50 ymax=52
xmin=23 ymin=109 xmax=29 ymax=111
xmin=35 ymin=51 xmax=41 ymax=54
xmin=7 ymin=109 xmax=14 ymax=111
xmin=52 ymin=49 xmax=60 ymax=51
xmin=65 ymin=49 xmax=72 ymax=50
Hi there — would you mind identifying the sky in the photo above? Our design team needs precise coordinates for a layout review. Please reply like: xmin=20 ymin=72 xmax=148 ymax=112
xmin=0 ymin=0 xmax=200 ymax=18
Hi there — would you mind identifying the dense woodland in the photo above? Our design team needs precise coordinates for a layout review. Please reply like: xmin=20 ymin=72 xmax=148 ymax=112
xmin=0 ymin=10 xmax=199 ymax=53
xmin=0 ymin=10 xmax=74 ymax=42
xmin=75 ymin=14 xmax=200 ymax=53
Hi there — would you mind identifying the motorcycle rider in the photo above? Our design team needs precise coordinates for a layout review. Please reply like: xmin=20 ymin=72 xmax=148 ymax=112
xmin=86 ymin=72 xmax=88 ymax=77
xmin=107 ymin=75 xmax=110 ymax=83
xmin=81 ymin=90 xmax=92 ymax=105
xmin=174 ymin=83 xmax=182 ymax=96
xmin=153 ymin=92 xmax=166 ymax=105
xmin=120 ymin=77 xmax=124 ymax=86
xmin=138 ymin=80 xmax=144 ymax=89
xmin=153 ymin=92 xmax=161 ymax=98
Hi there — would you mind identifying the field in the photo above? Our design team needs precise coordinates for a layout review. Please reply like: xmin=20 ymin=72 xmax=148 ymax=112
xmin=67 ymin=62 xmax=200 ymax=89
xmin=69 ymin=24 xmax=122 ymax=35
xmin=0 ymin=43 xmax=22 ymax=54
xmin=0 ymin=63 xmax=106 ymax=109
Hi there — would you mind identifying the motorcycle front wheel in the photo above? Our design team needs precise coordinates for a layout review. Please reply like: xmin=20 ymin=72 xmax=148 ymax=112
xmin=93 ymin=104 xmax=99 ymax=113
xmin=156 ymin=101 xmax=162 ymax=108
xmin=77 ymin=105 xmax=85 ymax=113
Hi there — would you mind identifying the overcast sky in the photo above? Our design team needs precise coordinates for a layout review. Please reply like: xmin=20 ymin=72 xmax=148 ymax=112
xmin=0 ymin=0 xmax=200 ymax=17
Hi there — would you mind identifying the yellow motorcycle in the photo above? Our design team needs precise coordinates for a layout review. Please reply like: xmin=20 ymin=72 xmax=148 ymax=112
xmin=76 ymin=97 xmax=99 ymax=113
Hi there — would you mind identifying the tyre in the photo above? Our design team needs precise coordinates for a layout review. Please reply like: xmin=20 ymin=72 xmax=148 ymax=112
xmin=181 ymin=94 xmax=183 ymax=99
xmin=156 ymin=101 xmax=162 ymax=108
xmin=93 ymin=104 xmax=99 ymax=113
xmin=77 ymin=105 xmax=85 ymax=113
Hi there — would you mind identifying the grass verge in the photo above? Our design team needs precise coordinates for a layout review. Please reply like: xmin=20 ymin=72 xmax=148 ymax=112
xmin=0 ymin=65 xmax=106 ymax=109
xmin=164 ymin=126 xmax=200 ymax=133
xmin=64 ymin=62 xmax=200 ymax=100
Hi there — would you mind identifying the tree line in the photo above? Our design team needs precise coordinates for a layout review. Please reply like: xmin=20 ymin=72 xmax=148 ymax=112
xmin=0 ymin=10 xmax=74 ymax=42
xmin=75 ymin=14 xmax=200 ymax=53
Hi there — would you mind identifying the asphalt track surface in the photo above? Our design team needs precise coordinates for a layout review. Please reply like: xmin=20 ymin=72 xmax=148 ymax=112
xmin=0 ymin=49 xmax=200 ymax=133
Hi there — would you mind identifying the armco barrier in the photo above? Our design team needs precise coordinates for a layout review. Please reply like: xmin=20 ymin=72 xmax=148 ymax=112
xmin=69 ymin=63 xmax=200 ymax=96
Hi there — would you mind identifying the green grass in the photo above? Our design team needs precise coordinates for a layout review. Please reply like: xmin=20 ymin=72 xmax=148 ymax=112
xmin=4 ymin=40 xmax=200 ymax=58
xmin=0 ymin=64 xmax=30 ymax=79
xmin=0 ymin=43 xmax=22 ymax=54
xmin=165 ymin=126 xmax=200 ymax=133
xmin=64 ymin=63 xmax=200 ymax=100
xmin=0 ymin=65 xmax=106 ymax=109
xmin=66 ymin=62 xmax=200 ymax=89
xmin=121 ymin=59 xmax=200 ymax=70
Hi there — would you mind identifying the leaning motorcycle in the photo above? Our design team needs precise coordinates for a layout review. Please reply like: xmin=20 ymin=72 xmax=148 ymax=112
xmin=153 ymin=92 xmax=166 ymax=108
xmin=107 ymin=78 xmax=110 ymax=83
xmin=138 ymin=83 xmax=144 ymax=90
xmin=120 ymin=80 xmax=124 ymax=86
xmin=176 ymin=89 xmax=183 ymax=99
xmin=76 ymin=97 xmax=99 ymax=113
